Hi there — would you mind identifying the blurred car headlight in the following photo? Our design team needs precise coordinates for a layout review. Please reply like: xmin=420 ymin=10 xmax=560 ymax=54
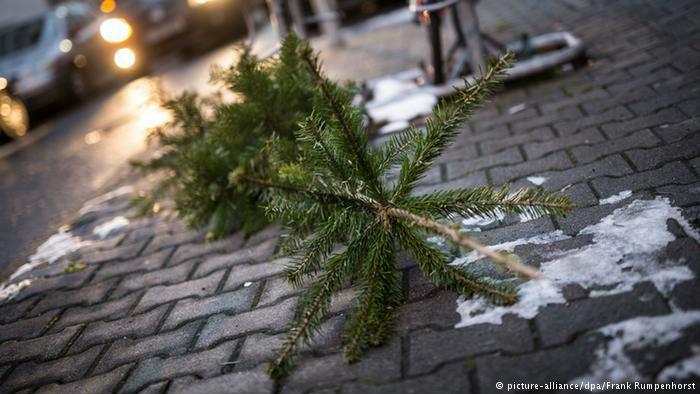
xmin=0 ymin=77 xmax=7 ymax=91
xmin=114 ymin=48 xmax=136 ymax=69
xmin=188 ymin=0 xmax=216 ymax=7
xmin=100 ymin=18 xmax=133 ymax=43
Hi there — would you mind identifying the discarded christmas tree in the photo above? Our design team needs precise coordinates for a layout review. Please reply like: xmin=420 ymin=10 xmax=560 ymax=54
xmin=131 ymin=35 xmax=337 ymax=237
xmin=224 ymin=44 xmax=576 ymax=378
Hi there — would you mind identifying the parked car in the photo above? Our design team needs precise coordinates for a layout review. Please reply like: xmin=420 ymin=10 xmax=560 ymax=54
xmin=0 ymin=77 xmax=29 ymax=140
xmin=96 ymin=0 xmax=247 ymax=56
xmin=0 ymin=1 xmax=145 ymax=111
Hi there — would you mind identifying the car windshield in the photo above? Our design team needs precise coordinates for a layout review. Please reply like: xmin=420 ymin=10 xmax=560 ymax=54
xmin=0 ymin=18 xmax=45 ymax=57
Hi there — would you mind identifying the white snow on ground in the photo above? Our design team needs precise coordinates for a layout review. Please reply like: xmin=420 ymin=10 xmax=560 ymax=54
xmin=526 ymin=176 xmax=548 ymax=186
xmin=455 ymin=197 xmax=700 ymax=381
xmin=93 ymin=216 xmax=130 ymax=240
xmin=574 ymin=313 xmax=700 ymax=383
xmin=599 ymin=190 xmax=632 ymax=205
xmin=0 ymin=279 xmax=32 ymax=303
xmin=378 ymin=120 xmax=409 ymax=135
xmin=11 ymin=228 xmax=87 ymax=281
xmin=508 ymin=103 xmax=527 ymax=115
xmin=368 ymin=91 xmax=437 ymax=124
xmin=461 ymin=211 xmax=506 ymax=228
xmin=372 ymin=78 xmax=419 ymax=103
xmin=657 ymin=353 xmax=700 ymax=382
xmin=79 ymin=185 xmax=134 ymax=215
xmin=455 ymin=197 xmax=698 ymax=327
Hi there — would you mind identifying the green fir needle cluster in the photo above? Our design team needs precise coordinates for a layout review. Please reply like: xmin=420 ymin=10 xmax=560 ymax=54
xmin=131 ymin=34 xmax=342 ymax=237
xmin=223 ymin=41 xmax=575 ymax=378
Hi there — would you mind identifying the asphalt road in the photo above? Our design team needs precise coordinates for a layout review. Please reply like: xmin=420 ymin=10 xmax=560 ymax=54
xmin=0 ymin=42 xmax=249 ymax=281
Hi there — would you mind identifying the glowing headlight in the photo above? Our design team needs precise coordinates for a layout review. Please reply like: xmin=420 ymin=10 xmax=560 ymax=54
xmin=100 ymin=18 xmax=132 ymax=43
xmin=114 ymin=48 xmax=136 ymax=69
xmin=188 ymin=0 xmax=215 ymax=7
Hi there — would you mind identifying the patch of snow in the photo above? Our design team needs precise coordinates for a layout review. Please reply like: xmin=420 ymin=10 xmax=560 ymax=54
xmin=79 ymin=185 xmax=134 ymax=215
xmin=93 ymin=216 xmax=130 ymax=240
xmin=0 ymin=279 xmax=32 ymax=303
xmin=657 ymin=353 xmax=700 ymax=382
xmin=368 ymin=92 xmax=437 ymax=124
xmin=243 ymin=281 xmax=253 ymax=287
xmin=455 ymin=197 xmax=698 ymax=328
xmin=13 ymin=228 xmax=87 ymax=281
xmin=508 ymin=103 xmax=527 ymax=115
xmin=574 ymin=312 xmax=700 ymax=383
xmin=452 ymin=230 xmax=570 ymax=268
xmin=378 ymin=120 xmax=409 ymax=135
xmin=461 ymin=211 xmax=506 ymax=228
xmin=526 ymin=176 xmax=548 ymax=186
xmin=372 ymin=78 xmax=418 ymax=103
xmin=599 ymin=190 xmax=632 ymax=205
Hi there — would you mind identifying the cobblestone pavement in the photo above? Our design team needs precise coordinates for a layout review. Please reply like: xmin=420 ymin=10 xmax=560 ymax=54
xmin=2 ymin=0 xmax=700 ymax=393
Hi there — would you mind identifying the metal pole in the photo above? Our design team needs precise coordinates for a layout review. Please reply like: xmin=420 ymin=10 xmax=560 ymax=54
xmin=455 ymin=0 xmax=486 ymax=75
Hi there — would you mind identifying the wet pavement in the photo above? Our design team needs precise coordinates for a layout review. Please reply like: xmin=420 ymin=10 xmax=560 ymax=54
xmin=0 ymin=42 xmax=258 ymax=280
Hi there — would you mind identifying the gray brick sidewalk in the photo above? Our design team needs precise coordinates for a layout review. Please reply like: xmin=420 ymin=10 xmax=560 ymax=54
xmin=1 ymin=0 xmax=700 ymax=392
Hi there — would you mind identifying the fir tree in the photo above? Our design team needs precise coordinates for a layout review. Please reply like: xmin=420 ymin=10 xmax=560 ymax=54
xmin=224 ymin=43 xmax=575 ymax=378
xmin=131 ymin=35 xmax=341 ymax=237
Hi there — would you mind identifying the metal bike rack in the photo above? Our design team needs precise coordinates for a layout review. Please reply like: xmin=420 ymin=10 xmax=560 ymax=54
xmin=407 ymin=0 xmax=586 ymax=96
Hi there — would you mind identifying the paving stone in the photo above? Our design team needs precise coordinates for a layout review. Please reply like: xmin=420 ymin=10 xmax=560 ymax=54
xmin=663 ymin=237 xmax=700 ymax=276
xmin=0 ymin=297 xmax=38 ymax=325
xmin=34 ymin=364 xmax=132 ymax=394
xmin=413 ymin=172 xmax=489 ymax=196
xmin=2 ymin=346 xmax=102 ymax=392
xmin=0 ymin=311 xmax=56 ymax=342
xmin=475 ymin=335 xmax=602 ymax=394
xmin=12 ymin=268 xmax=96 ymax=302
xmin=142 ymin=230 xmax=205 ymax=255
xmin=691 ymin=157 xmax=700 ymax=174
xmin=627 ymin=322 xmax=700 ymax=378
xmin=283 ymin=338 xmax=401 ymax=393
xmin=342 ymin=362 xmax=470 ymax=394
xmin=671 ymin=279 xmax=700 ymax=311
xmin=475 ymin=216 xmax=556 ymax=245
xmin=538 ymin=155 xmax=633 ymax=192
xmin=223 ymin=258 xmax=291 ymax=291
xmin=94 ymin=321 xmax=199 ymax=374
xmin=238 ymin=333 xmax=285 ymax=365
xmin=627 ymin=133 xmax=700 ymax=171
xmin=112 ymin=259 xmax=195 ymax=298
xmin=535 ymin=282 xmax=669 ymax=347
xmin=194 ymin=237 xmax=279 ymax=278
xmin=405 ymin=266 xmax=438 ymax=302
xmin=169 ymin=367 xmax=274 ymax=394
xmin=553 ymin=106 xmax=633 ymax=136
xmin=196 ymin=297 xmax=297 ymax=349
xmin=136 ymin=381 xmax=168 ymax=394
xmin=92 ymin=248 xmax=172 ymax=282
xmin=119 ymin=340 xmax=238 ymax=393
xmin=134 ymin=270 xmax=224 ymax=313
xmin=70 ymin=304 xmax=169 ymax=354
xmin=591 ymin=161 xmax=696 ymax=196
xmin=679 ymin=98 xmax=700 ymax=117
xmin=408 ymin=315 xmax=534 ymax=375
xmin=398 ymin=290 xmax=460 ymax=331
xmin=258 ymin=276 xmax=306 ymax=307
xmin=654 ymin=117 xmax=700 ymax=143
xmin=169 ymin=233 xmax=245 ymax=265
xmin=162 ymin=285 xmax=259 ymax=330
xmin=29 ymin=278 xmax=117 ymax=316
xmin=435 ymin=143 xmax=479 ymax=164
xmin=523 ymin=127 xmax=604 ymax=159
xmin=490 ymin=151 xmax=573 ymax=185
xmin=0 ymin=325 xmax=80 ymax=364
xmin=480 ymin=127 xmax=555 ymax=155
xmin=511 ymin=106 xmax=583 ymax=134
xmin=601 ymin=108 xmax=688 ymax=139
xmin=52 ymin=293 xmax=141 ymax=332
xmin=243 ymin=224 xmax=285 ymax=247
xmin=657 ymin=182 xmax=700 ymax=207
xmin=561 ymin=183 xmax=599 ymax=206
xmin=80 ymin=240 xmax=148 ymax=265
xmin=446 ymin=147 xmax=523 ymax=181
xmin=571 ymin=128 xmax=661 ymax=164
